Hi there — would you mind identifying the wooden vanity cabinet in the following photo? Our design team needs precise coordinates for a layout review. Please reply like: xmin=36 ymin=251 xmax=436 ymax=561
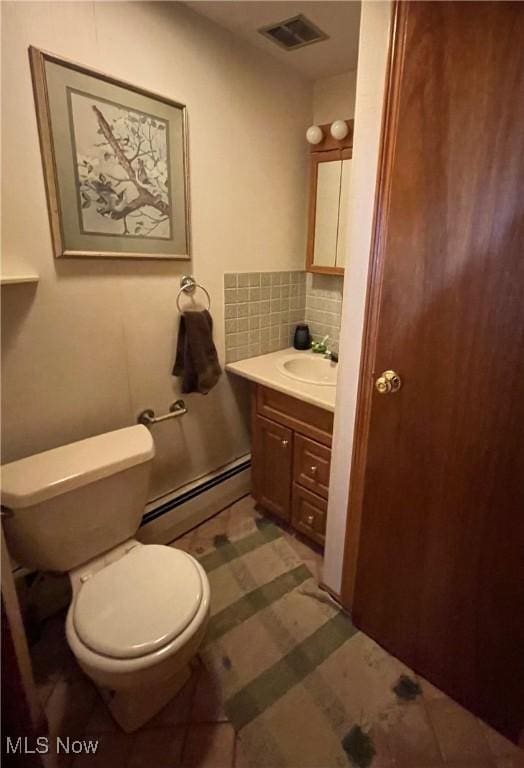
xmin=252 ymin=415 xmax=293 ymax=521
xmin=251 ymin=384 xmax=333 ymax=546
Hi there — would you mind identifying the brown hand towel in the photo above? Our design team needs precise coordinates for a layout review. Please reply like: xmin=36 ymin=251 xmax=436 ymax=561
xmin=173 ymin=310 xmax=222 ymax=394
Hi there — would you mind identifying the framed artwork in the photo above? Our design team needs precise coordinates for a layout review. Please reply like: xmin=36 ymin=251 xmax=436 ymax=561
xmin=29 ymin=47 xmax=191 ymax=259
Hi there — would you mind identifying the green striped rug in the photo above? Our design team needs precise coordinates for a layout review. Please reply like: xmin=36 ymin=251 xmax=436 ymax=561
xmin=196 ymin=518 xmax=367 ymax=767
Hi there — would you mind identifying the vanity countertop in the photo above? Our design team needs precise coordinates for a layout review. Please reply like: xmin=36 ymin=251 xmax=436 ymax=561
xmin=225 ymin=348 xmax=337 ymax=412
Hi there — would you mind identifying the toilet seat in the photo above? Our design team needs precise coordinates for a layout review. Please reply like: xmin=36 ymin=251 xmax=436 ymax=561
xmin=65 ymin=542 xmax=210 ymax=731
xmin=73 ymin=545 xmax=204 ymax=660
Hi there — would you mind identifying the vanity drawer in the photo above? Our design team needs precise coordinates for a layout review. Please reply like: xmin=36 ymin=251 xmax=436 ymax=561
xmin=294 ymin=435 xmax=331 ymax=499
xmin=256 ymin=385 xmax=333 ymax=447
xmin=291 ymin=484 xmax=327 ymax=546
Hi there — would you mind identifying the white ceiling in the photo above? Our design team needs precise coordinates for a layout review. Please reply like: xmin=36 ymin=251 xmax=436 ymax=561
xmin=184 ymin=1 xmax=361 ymax=81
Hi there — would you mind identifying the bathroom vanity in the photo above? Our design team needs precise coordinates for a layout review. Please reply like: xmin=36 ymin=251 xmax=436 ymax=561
xmin=226 ymin=348 xmax=336 ymax=546
xmin=252 ymin=384 xmax=333 ymax=545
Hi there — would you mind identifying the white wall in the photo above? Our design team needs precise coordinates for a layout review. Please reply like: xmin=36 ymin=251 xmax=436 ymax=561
xmin=0 ymin=2 xmax=311 ymax=501
xmin=322 ymin=1 xmax=392 ymax=595
xmin=313 ymin=70 xmax=357 ymax=124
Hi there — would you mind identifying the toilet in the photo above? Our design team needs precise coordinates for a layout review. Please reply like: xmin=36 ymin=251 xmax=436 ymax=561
xmin=0 ymin=425 xmax=210 ymax=733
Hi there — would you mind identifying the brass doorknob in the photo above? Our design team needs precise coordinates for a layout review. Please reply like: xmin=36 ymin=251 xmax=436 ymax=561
xmin=375 ymin=370 xmax=402 ymax=394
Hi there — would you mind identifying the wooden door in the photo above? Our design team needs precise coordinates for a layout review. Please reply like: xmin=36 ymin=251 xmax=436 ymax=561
xmin=253 ymin=416 xmax=292 ymax=521
xmin=346 ymin=1 xmax=524 ymax=742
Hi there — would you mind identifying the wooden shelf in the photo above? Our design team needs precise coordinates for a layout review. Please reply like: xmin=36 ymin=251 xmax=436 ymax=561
xmin=0 ymin=274 xmax=39 ymax=285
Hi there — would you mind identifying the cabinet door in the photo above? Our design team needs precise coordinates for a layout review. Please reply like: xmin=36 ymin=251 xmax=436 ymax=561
xmin=312 ymin=157 xmax=341 ymax=267
xmin=306 ymin=145 xmax=352 ymax=275
xmin=253 ymin=416 xmax=292 ymax=521
xmin=335 ymin=156 xmax=352 ymax=268
xmin=292 ymin=484 xmax=327 ymax=546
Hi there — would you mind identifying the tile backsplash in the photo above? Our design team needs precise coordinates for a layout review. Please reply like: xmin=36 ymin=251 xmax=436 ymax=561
xmin=305 ymin=274 xmax=344 ymax=347
xmin=224 ymin=271 xmax=345 ymax=363
xmin=224 ymin=271 xmax=306 ymax=363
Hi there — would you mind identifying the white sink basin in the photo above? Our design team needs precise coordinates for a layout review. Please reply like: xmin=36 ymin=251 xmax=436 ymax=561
xmin=277 ymin=354 xmax=338 ymax=386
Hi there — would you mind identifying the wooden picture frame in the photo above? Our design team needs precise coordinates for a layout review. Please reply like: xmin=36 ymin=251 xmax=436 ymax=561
xmin=29 ymin=46 xmax=191 ymax=260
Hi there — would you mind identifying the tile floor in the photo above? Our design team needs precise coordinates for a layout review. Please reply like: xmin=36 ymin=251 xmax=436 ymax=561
xmin=30 ymin=496 xmax=523 ymax=768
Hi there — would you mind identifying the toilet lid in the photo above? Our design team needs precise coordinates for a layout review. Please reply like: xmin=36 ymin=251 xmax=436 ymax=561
xmin=73 ymin=545 xmax=203 ymax=659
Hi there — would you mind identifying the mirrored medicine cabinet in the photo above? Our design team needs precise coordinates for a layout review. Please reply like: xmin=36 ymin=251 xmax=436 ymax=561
xmin=306 ymin=120 xmax=353 ymax=275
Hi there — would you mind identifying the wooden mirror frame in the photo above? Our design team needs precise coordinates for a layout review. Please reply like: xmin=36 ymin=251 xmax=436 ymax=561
xmin=306 ymin=120 xmax=353 ymax=275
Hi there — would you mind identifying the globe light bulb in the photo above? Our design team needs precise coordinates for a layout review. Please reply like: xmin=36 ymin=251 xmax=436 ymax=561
xmin=330 ymin=120 xmax=349 ymax=141
xmin=306 ymin=125 xmax=323 ymax=145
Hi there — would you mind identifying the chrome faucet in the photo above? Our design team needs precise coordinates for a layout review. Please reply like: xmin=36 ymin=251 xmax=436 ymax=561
xmin=311 ymin=335 xmax=330 ymax=354
xmin=322 ymin=337 xmax=339 ymax=362
xmin=323 ymin=349 xmax=339 ymax=363
xmin=312 ymin=334 xmax=339 ymax=362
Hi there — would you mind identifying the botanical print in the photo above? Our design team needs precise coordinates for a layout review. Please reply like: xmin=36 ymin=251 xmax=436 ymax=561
xmin=68 ymin=89 xmax=172 ymax=239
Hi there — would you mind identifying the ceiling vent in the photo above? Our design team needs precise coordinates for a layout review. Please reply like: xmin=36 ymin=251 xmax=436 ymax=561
xmin=258 ymin=14 xmax=329 ymax=51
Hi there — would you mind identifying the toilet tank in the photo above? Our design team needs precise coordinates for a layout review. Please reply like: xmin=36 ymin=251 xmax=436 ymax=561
xmin=1 ymin=426 xmax=155 ymax=572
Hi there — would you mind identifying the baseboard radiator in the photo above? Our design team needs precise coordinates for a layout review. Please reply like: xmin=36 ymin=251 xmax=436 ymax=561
xmin=138 ymin=455 xmax=252 ymax=546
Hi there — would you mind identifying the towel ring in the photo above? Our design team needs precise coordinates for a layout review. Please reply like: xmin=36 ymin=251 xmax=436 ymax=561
xmin=176 ymin=275 xmax=211 ymax=313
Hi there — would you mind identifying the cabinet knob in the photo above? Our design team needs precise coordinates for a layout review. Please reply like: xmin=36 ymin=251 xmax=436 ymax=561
xmin=305 ymin=514 xmax=315 ymax=526
xmin=309 ymin=465 xmax=317 ymax=477
xmin=281 ymin=439 xmax=289 ymax=448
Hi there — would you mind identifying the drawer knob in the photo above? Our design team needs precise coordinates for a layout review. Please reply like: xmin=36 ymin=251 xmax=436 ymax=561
xmin=305 ymin=514 xmax=315 ymax=526
xmin=281 ymin=439 xmax=289 ymax=448
xmin=309 ymin=465 xmax=318 ymax=477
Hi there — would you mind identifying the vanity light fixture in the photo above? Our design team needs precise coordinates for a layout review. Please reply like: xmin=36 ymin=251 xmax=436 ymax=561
xmin=330 ymin=120 xmax=349 ymax=141
xmin=306 ymin=125 xmax=324 ymax=145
